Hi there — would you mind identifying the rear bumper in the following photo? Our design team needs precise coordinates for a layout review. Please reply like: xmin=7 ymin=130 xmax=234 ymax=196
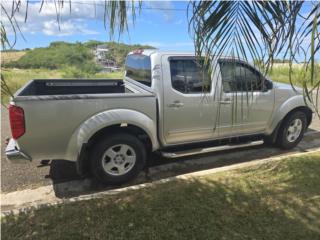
xmin=5 ymin=138 xmax=31 ymax=163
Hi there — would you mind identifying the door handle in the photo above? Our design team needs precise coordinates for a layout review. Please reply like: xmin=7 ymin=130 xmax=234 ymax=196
xmin=168 ymin=101 xmax=184 ymax=108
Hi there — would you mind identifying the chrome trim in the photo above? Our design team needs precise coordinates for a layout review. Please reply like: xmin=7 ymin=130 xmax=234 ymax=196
xmin=5 ymin=139 xmax=31 ymax=163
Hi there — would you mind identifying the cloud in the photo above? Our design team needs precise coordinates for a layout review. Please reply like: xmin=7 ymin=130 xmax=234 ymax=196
xmin=1 ymin=0 xmax=105 ymax=36
xmin=42 ymin=20 xmax=98 ymax=36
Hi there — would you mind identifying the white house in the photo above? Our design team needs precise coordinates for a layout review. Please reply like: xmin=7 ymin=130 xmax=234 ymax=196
xmin=95 ymin=45 xmax=109 ymax=61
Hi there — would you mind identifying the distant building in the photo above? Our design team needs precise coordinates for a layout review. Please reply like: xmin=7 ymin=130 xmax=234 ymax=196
xmin=95 ymin=45 xmax=109 ymax=61
xmin=95 ymin=45 xmax=120 ymax=72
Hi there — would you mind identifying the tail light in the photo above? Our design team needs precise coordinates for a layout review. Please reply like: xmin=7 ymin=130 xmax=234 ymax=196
xmin=9 ymin=105 xmax=25 ymax=139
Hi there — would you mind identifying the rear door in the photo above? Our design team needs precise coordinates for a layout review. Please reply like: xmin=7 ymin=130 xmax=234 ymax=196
xmin=161 ymin=55 xmax=218 ymax=145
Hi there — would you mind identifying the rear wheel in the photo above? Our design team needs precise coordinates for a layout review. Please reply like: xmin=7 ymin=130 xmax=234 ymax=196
xmin=90 ymin=133 xmax=146 ymax=184
xmin=276 ymin=111 xmax=307 ymax=149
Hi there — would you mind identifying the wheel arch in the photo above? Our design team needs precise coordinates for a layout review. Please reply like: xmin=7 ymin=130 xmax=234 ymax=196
xmin=68 ymin=109 xmax=158 ymax=176
xmin=282 ymin=106 xmax=313 ymax=127
xmin=267 ymin=95 xmax=313 ymax=135
xmin=265 ymin=105 xmax=313 ymax=145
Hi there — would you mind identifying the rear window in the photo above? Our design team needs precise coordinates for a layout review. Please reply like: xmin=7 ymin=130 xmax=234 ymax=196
xmin=125 ymin=54 xmax=152 ymax=87
xmin=169 ymin=58 xmax=211 ymax=94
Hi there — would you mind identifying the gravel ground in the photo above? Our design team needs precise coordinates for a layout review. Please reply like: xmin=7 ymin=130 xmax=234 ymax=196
xmin=1 ymin=105 xmax=320 ymax=193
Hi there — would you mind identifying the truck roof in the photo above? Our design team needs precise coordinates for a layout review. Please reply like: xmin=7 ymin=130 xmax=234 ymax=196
xmin=127 ymin=49 xmax=247 ymax=63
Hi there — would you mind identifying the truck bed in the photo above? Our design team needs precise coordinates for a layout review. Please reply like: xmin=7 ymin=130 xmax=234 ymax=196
xmin=10 ymin=78 xmax=157 ymax=161
xmin=18 ymin=79 xmax=129 ymax=96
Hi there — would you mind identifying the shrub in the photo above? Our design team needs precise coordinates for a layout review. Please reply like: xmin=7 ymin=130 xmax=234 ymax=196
xmin=4 ymin=42 xmax=95 ymax=70
xmin=62 ymin=63 xmax=102 ymax=78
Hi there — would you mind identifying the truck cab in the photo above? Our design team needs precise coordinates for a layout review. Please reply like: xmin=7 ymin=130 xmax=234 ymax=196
xmin=126 ymin=50 xmax=282 ymax=146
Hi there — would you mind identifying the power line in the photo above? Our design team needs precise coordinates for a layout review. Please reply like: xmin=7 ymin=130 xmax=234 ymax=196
xmin=25 ymin=0 xmax=188 ymax=11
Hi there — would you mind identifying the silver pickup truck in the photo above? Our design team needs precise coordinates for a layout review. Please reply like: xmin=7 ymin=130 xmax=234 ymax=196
xmin=6 ymin=50 xmax=313 ymax=184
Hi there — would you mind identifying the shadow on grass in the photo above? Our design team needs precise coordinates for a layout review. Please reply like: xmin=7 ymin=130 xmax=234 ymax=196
xmin=46 ymin=136 xmax=319 ymax=199
xmin=3 ymin=155 xmax=320 ymax=240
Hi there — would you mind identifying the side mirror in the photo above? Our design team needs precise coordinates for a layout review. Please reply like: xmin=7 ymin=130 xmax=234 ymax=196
xmin=262 ymin=79 xmax=273 ymax=92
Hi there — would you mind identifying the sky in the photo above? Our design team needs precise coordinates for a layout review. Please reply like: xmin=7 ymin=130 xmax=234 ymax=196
xmin=2 ymin=0 xmax=194 ymax=51
xmin=1 ymin=0 xmax=318 ymax=62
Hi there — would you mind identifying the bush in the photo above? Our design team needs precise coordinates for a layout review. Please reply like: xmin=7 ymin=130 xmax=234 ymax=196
xmin=3 ymin=41 xmax=156 ymax=70
xmin=4 ymin=42 xmax=95 ymax=70
xmin=62 ymin=63 xmax=102 ymax=78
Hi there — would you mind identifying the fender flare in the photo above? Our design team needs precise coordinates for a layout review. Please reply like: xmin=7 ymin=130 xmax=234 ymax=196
xmin=266 ymin=95 xmax=311 ymax=135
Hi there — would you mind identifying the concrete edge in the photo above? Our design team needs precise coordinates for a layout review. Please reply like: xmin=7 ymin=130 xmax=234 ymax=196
xmin=2 ymin=147 xmax=320 ymax=216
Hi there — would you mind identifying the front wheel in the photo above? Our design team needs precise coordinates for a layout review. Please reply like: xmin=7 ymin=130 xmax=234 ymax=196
xmin=90 ymin=133 xmax=146 ymax=184
xmin=276 ymin=111 xmax=307 ymax=149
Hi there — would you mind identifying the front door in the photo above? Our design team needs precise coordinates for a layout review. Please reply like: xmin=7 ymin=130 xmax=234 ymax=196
xmin=161 ymin=56 xmax=217 ymax=145
xmin=217 ymin=59 xmax=275 ymax=137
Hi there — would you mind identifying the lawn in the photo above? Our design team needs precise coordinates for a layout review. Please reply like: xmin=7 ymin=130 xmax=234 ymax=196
xmin=2 ymin=152 xmax=320 ymax=240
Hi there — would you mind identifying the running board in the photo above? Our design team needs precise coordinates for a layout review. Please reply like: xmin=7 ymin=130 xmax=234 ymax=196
xmin=160 ymin=140 xmax=264 ymax=158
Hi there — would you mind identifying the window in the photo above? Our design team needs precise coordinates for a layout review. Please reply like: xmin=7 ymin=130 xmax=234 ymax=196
xmin=169 ymin=58 xmax=211 ymax=94
xmin=219 ymin=60 xmax=263 ymax=92
xmin=125 ymin=54 xmax=152 ymax=87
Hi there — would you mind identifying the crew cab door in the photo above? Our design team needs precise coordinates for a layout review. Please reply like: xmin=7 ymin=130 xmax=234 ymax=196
xmin=161 ymin=56 xmax=218 ymax=145
xmin=217 ymin=59 xmax=274 ymax=137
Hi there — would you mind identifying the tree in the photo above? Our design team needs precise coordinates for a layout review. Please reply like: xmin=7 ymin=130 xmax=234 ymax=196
xmin=1 ymin=0 xmax=319 ymax=115
xmin=189 ymin=1 xmax=319 ymax=116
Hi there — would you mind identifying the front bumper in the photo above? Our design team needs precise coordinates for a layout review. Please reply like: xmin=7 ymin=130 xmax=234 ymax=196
xmin=6 ymin=138 xmax=31 ymax=163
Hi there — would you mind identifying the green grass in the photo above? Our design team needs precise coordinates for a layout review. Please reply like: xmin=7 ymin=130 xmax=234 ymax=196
xmin=2 ymin=152 xmax=320 ymax=240
xmin=1 ymin=68 xmax=123 ymax=104
xmin=268 ymin=64 xmax=320 ymax=86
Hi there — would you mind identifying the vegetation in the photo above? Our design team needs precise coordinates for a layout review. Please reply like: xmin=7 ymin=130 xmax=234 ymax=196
xmin=1 ymin=59 xmax=318 ymax=105
xmin=0 ymin=40 xmax=153 ymax=104
xmin=84 ymin=40 xmax=155 ymax=66
xmin=2 ymin=41 xmax=154 ymax=70
xmin=101 ymin=42 xmax=155 ymax=66
xmin=1 ymin=50 xmax=27 ymax=64
xmin=3 ymin=42 xmax=97 ymax=70
xmin=1 ymin=2 xmax=319 ymax=115
xmin=2 ymin=152 xmax=320 ymax=239
xmin=1 ymin=68 xmax=123 ymax=104
xmin=268 ymin=64 xmax=320 ymax=87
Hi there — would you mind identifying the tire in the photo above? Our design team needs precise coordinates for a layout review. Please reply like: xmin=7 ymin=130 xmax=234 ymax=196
xmin=276 ymin=111 xmax=307 ymax=149
xmin=90 ymin=133 xmax=146 ymax=184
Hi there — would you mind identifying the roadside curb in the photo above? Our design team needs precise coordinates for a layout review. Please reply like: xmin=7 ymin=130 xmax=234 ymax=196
xmin=2 ymin=147 xmax=320 ymax=216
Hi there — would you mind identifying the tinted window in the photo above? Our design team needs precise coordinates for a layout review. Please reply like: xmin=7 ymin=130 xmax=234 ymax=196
xmin=219 ymin=60 xmax=263 ymax=92
xmin=125 ymin=54 xmax=151 ymax=87
xmin=170 ymin=58 xmax=211 ymax=94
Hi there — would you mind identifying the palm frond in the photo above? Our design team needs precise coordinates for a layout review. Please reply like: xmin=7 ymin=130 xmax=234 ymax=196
xmin=0 ymin=0 xmax=140 ymax=106
xmin=189 ymin=0 xmax=319 ymax=115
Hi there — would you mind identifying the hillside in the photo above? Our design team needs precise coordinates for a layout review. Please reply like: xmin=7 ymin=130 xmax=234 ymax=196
xmin=4 ymin=42 xmax=98 ymax=71
xmin=3 ymin=41 xmax=155 ymax=70
xmin=84 ymin=40 xmax=155 ymax=66
xmin=1 ymin=50 xmax=27 ymax=64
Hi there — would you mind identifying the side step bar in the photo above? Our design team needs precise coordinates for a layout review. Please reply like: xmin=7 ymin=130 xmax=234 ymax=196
xmin=160 ymin=140 xmax=264 ymax=158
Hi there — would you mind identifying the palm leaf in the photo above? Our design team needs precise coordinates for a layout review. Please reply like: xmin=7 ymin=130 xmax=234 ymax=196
xmin=189 ymin=0 xmax=319 ymax=116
